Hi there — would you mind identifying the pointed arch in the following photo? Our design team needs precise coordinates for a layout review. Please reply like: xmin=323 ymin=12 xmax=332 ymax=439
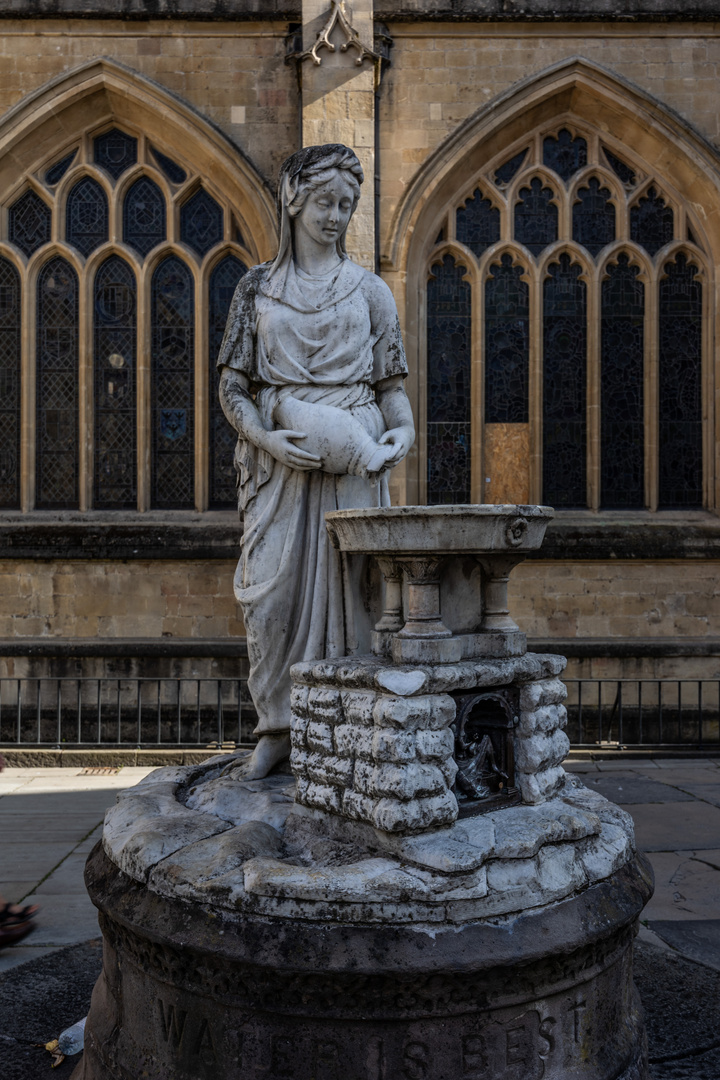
xmin=385 ymin=57 xmax=720 ymax=275
xmin=401 ymin=58 xmax=719 ymax=510
xmin=0 ymin=58 xmax=276 ymax=263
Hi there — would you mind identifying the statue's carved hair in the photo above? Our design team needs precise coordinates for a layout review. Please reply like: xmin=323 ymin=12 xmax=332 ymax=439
xmin=277 ymin=144 xmax=364 ymax=223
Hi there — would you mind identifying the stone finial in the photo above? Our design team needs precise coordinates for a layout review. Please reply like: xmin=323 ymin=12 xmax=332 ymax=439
xmin=294 ymin=0 xmax=380 ymax=67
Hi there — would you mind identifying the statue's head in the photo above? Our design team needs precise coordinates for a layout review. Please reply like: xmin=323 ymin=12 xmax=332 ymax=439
xmin=277 ymin=144 xmax=364 ymax=231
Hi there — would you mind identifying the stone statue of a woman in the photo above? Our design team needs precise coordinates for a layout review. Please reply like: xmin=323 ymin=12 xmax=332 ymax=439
xmin=217 ymin=144 xmax=415 ymax=780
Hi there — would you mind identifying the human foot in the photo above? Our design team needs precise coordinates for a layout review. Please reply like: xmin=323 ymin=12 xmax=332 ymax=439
xmin=220 ymin=733 xmax=291 ymax=781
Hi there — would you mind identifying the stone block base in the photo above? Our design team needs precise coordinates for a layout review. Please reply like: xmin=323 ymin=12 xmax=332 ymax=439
xmin=289 ymin=652 xmax=570 ymax=832
xmin=73 ymin=844 xmax=652 ymax=1080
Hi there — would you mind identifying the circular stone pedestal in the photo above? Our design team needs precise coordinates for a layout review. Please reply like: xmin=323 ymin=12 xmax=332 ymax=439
xmin=73 ymin=842 xmax=652 ymax=1080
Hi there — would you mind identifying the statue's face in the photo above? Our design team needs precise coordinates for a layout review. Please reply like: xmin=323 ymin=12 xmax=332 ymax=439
xmin=294 ymin=171 xmax=355 ymax=249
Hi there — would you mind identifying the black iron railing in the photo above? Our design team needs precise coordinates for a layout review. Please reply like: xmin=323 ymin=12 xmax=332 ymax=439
xmin=565 ymin=678 xmax=720 ymax=749
xmin=0 ymin=676 xmax=718 ymax=750
xmin=0 ymin=676 xmax=256 ymax=749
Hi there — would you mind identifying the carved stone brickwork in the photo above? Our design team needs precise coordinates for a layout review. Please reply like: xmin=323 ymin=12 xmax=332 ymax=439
xmin=290 ymin=664 xmax=570 ymax=832
xmin=290 ymin=685 xmax=459 ymax=832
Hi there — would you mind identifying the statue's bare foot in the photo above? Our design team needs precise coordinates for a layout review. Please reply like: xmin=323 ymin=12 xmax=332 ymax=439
xmin=220 ymin=733 xmax=291 ymax=781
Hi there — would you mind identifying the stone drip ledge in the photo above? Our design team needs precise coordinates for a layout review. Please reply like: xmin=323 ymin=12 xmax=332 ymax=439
xmin=290 ymin=650 xmax=565 ymax=697
xmin=101 ymin=757 xmax=635 ymax=926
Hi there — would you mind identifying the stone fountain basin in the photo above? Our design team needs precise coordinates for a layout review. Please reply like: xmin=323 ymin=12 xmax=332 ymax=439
xmin=325 ymin=504 xmax=554 ymax=555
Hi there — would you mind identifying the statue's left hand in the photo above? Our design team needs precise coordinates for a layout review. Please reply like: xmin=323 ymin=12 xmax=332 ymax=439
xmin=378 ymin=425 xmax=414 ymax=468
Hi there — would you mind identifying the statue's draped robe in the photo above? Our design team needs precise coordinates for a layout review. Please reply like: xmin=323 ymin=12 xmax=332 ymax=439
xmin=217 ymin=258 xmax=408 ymax=735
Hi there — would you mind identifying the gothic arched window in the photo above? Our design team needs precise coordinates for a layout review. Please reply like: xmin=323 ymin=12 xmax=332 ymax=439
xmin=151 ymin=255 xmax=195 ymax=509
xmin=0 ymin=124 xmax=254 ymax=511
xmin=36 ymin=257 xmax=79 ymax=509
xmin=209 ymin=254 xmax=248 ymax=508
xmin=425 ymin=123 xmax=707 ymax=511
xmin=94 ymin=256 xmax=137 ymax=509
xmin=0 ymin=258 xmax=21 ymax=508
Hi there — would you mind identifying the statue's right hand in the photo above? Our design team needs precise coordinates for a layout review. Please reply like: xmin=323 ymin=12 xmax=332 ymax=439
xmin=261 ymin=429 xmax=322 ymax=471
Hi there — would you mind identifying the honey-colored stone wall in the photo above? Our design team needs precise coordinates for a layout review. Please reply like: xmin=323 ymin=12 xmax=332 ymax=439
xmin=0 ymin=559 xmax=244 ymax=640
xmin=378 ymin=21 xmax=720 ymax=248
xmin=511 ymin=560 xmax=720 ymax=641
xmin=0 ymin=19 xmax=296 ymax=186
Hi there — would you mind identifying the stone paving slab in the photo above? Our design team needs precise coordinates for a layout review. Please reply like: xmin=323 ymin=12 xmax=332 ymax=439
xmin=618 ymin=801 xmax=720 ymax=851
xmin=0 ymin=767 xmax=155 ymax=974
xmin=582 ymin=775 xmax=696 ymax=803
xmin=648 ymin=920 xmax=720 ymax=975
xmin=641 ymin=851 xmax=720 ymax=921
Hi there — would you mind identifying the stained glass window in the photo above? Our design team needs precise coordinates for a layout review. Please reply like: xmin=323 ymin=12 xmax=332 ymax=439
xmin=543 ymin=255 xmax=587 ymax=507
xmin=45 ymin=151 xmax=77 ymax=186
xmin=209 ymin=256 xmax=247 ymax=508
xmin=484 ymin=255 xmax=528 ymax=423
xmin=426 ymin=255 xmax=471 ymax=504
xmin=66 ymin=177 xmax=108 ymax=257
xmin=36 ymin=257 xmax=79 ymax=509
xmin=94 ymin=256 xmax=137 ymax=509
xmin=94 ymin=128 xmax=137 ymax=180
xmin=151 ymin=256 xmax=195 ymax=509
xmin=630 ymin=187 xmax=674 ymax=257
xmin=515 ymin=178 xmax=558 ymax=257
xmin=9 ymin=190 xmax=51 ymax=258
xmin=494 ymin=150 xmax=527 ymax=187
xmin=603 ymin=148 xmax=636 ymax=186
xmin=180 ymin=189 xmax=223 ymax=257
xmin=150 ymin=147 xmax=187 ymax=185
xmin=0 ymin=259 xmax=21 ymax=508
xmin=601 ymin=256 xmax=644 ymax=508
xmin=455 ymin=188 xmax=500 ymax=259
xmin=543 ymin=129 xmax=587 ymax=182
xmin=658 ymin=255 xmax=703 ymax=507
xmin=573 ymin=178 xmax=615 ymax=258
xmin=123 ymin=176 xmax=166 ymax=257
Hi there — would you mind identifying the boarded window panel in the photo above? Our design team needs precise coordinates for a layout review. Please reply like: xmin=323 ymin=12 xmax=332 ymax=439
xmin=573 ymin=178 xmax=616 ymax=258
xmin=542 ymin=254 xmax=587 ymax=508
xmin=658 ymin=255 xmax=703 ymax=508
xmin=455 ymin=188 xmax=500 ymax=260
xmin=426 ymin=254 xmax=471 ymax=504
xmin=484 ymin=255 xmax=529 ymax=423
xmin=514 ymin=179 xmax=558 ymax=257
xmin=123 ymin=176 xmax=167 ymax=258
xmin=66 ymin=177 xmax=108 ymax=258
xmin=36 ymin=257 xmax=79 ymax=509
xmin=151 ymin=255 xmax=195 ymax=509
xmin=601 ymin=255 xmax=644 ymax=508
xmin=0 ymin=258 xmax=21 ymax=508
xmin=209 ymin=255 xmax=247 ymax=508
xmin=94 ymin=256 xmax=137 ymax=509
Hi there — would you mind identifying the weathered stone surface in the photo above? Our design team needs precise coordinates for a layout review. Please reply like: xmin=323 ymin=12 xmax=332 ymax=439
xmin=185 ymin=774 xmax=296 ymax=831
xmin=148 ymin=820 xmax=282 ymax=904
xmin=73 ymin=844 xmax=653 ymax=1080
xmin=102 ymin=793 xmax=231 ymax=884
xmin=515 ymin=764 xmax=566 ymax=804
xmin=372 ymin=790 xmax=457 ymax=833
xmin=518 ymin=701 xmax=568 ymax=735
xmin=514 ymin=727 xmax=571 ymax=772
xmin=518 ymin=676 xmax=568 ymax=711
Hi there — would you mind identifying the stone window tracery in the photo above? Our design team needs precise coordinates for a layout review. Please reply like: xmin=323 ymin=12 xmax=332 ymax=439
xmin=425 ymin=124 xmax=707 ymax=510
xmin=0 ymin=125 xmax=251 ymax=512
